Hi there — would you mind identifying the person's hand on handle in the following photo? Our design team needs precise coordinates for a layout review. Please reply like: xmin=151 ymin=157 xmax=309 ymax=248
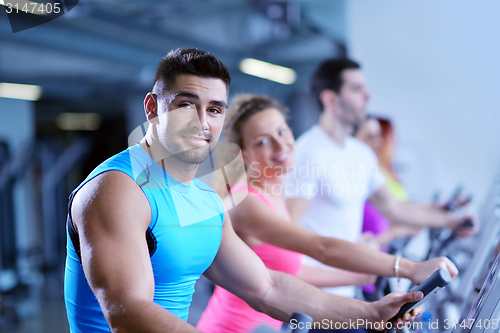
xmin=453 ymin=194 xmax=473 ymax=209
xmin=450 ymin=215 xmax=478 ymax=238
xmin=408 ymin=257 xmax=458 ymax=284
xmin=370 ymin=291 xmax=423 ymax=330
xmin=437 ymin=193 xmax=473 ymax=211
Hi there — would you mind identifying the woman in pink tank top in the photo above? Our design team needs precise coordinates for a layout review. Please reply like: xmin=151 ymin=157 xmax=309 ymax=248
xmin=196 ymin=94 xmax=375 ymax=333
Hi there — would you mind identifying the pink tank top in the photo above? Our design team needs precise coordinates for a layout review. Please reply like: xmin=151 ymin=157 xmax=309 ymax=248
xmin=196 ymin=184 xmax=302 ymax=333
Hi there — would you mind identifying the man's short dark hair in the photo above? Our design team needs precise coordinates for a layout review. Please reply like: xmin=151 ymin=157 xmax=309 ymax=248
xmin=152 ymin=48 xmax=231 ymax=96
xmin=311 ymin=58 xmax=361 ymax=109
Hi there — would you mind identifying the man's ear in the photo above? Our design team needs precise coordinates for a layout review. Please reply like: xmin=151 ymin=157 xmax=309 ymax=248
xmin=144 ymin=93 xmax=158 ymax=123
xmin=319 ymin=89 xmax=339 ymax=111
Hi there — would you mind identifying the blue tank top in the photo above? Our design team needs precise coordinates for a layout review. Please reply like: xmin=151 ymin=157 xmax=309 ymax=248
xmin=64 ymin=144 xmax=224 ymax=333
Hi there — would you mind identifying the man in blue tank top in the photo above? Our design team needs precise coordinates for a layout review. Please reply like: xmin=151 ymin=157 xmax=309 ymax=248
xmin=65 ymin=48 xmax=444 ymax=333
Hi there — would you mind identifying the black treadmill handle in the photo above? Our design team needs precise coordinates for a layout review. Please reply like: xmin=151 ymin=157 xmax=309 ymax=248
xmin=442 ymin=185 xmax=464 ymax=211
xmin=446 ymin=255 xmax=458 ymax=268
xmin=456 ymin=219 xmax=474 ymax=230
xmin=388 ymin=269 xmax=451 ymax=322
xmin=439 ymin=218 xmax=474 ymax=250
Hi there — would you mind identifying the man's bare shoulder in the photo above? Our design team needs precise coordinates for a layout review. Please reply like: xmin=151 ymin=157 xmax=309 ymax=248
xmin=71 ymin=170 xmax=151 ymax=233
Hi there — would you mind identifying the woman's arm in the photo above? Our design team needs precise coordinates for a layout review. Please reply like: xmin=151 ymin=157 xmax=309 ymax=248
xmin=230 ymin=194 xmax=458 ymax=284
xmin=296 ymin=266 xmax=376 ymax=288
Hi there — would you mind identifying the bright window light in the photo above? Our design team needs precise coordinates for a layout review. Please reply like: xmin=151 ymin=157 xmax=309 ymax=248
xmin=0 ymin=82 xmax=42 ymax=101
xmin=56 ymin=113 xmax=102 ymax=131
xmin=239 ymin=58 xmax=296 ymax=85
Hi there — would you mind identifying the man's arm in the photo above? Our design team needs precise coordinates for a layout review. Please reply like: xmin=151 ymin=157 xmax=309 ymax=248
xmin=72 ymin=171 xmax=200 ymax=333
xmin=369 ymin=186 xmax=475 ymax=232
xmin=371 ymin=225 xmax=420 ymax=247
xmin=204 ymin=214 xmax=423 ymax=329
xmin=286 ymin=197 xmax=310 ymax=224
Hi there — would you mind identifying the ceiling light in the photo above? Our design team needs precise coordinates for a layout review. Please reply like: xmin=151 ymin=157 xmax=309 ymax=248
xmin=56 ymin=113 xmax=102 ymax=131
xmin=0 ymin=82 xmax=42 ymax=101
xmin=239 ymin=58 xmax=296 ymax=85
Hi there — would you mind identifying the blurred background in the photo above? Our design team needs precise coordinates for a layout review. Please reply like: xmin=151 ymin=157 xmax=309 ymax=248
xmin=1 ymin=0 xmax=500 ymax=332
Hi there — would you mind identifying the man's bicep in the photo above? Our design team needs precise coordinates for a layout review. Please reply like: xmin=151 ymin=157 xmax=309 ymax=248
xmin=204 ymin=214 xmax=271 ymax=302
xmin=71 ymin=171 xmax=154 ymax=307
xmin=368 ymin=186 xmax=399 ymax=220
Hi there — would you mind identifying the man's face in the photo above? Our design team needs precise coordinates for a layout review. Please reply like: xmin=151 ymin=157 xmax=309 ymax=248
xmin=336 ymin=69 xmax=370 ymax=126
xmin=154 ymin=74 xmax=228 ymax=165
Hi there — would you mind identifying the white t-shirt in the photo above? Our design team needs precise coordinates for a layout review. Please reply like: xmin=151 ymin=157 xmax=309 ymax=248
xmin=285 ymin=125 xmax=386 ymax=298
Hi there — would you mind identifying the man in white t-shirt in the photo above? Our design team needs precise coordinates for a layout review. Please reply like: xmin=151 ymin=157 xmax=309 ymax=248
xmin=285 ymin=58 xmax=475 ymax=302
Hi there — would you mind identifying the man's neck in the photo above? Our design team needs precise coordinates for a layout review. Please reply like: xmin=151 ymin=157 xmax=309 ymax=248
xmin=139 ymin=139 xmax=198 ymax=184
xmin=318 ymin=110 xmax=352 ymax=147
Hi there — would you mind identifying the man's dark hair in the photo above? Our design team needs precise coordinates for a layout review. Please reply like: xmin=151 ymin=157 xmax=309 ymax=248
xmin=310 ymin=58 xmax=360 ymax=109
xmin=152 ymin=48 xmax=231 ymax=96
